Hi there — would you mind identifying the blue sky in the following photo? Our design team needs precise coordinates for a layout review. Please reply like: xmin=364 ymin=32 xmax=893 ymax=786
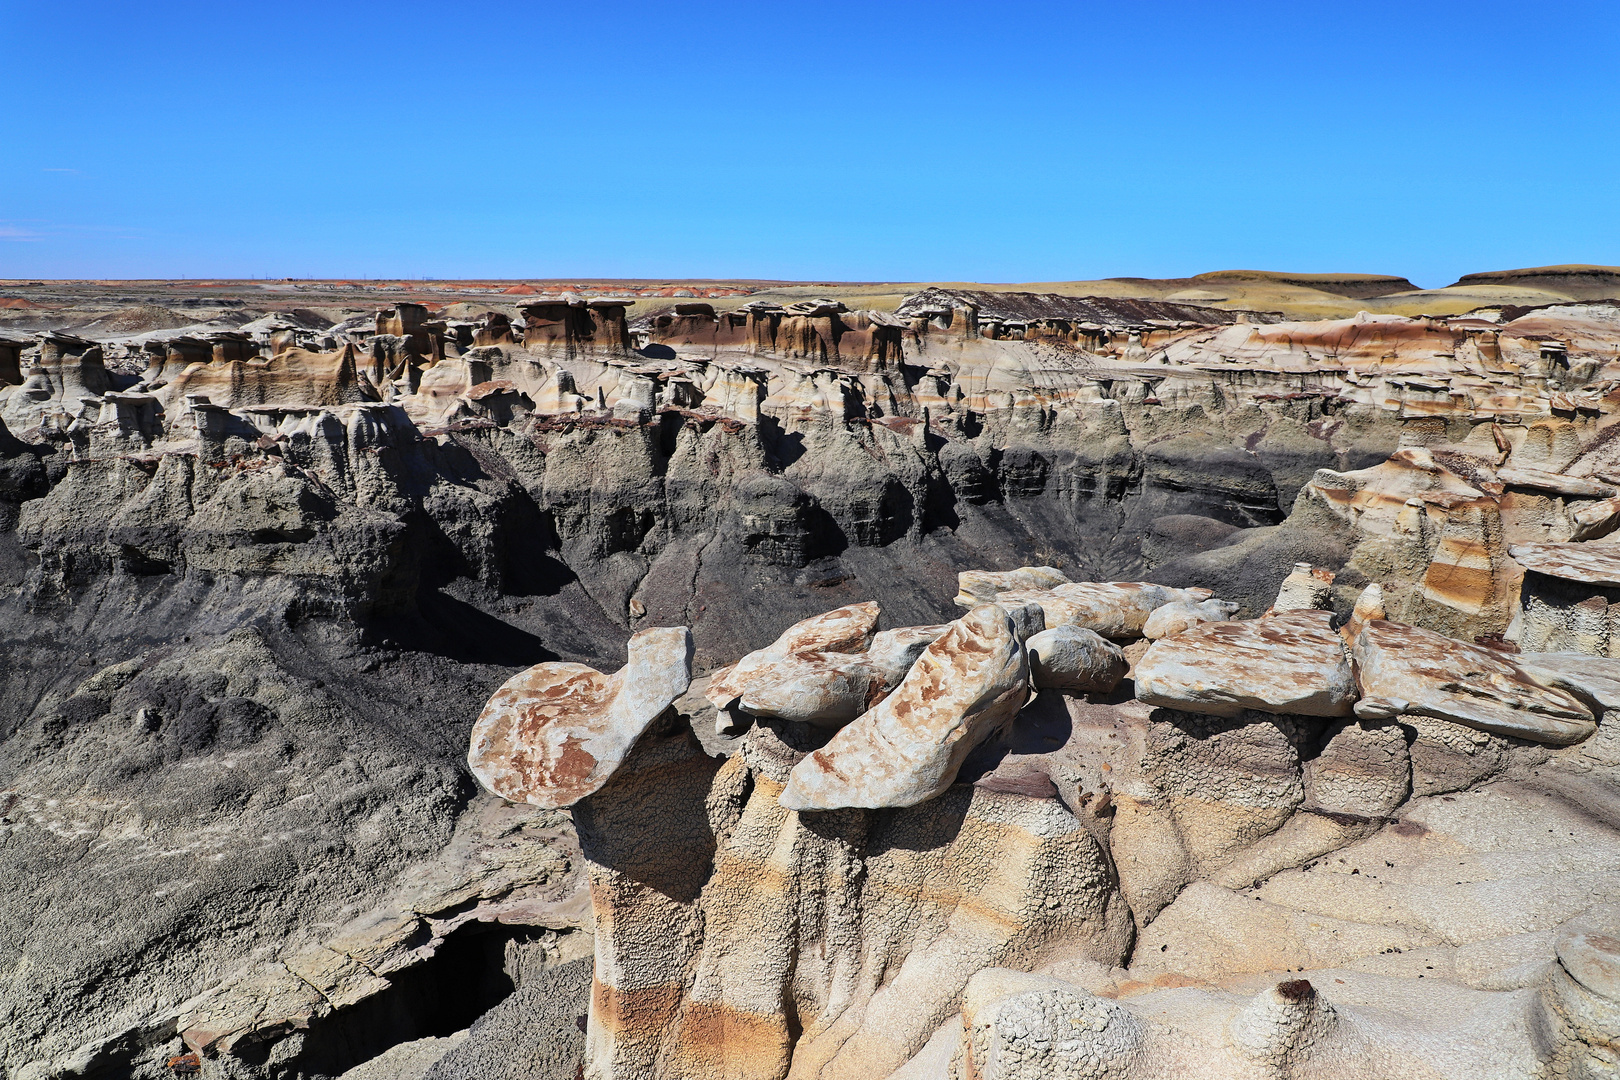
xmin=1 ymin=0 xmax=1616 ymax=285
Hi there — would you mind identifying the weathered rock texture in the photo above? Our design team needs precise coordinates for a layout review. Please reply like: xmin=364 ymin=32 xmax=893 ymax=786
xmin=7 ymin=282 xmax=1620 ymax=1079
xmin=463 ymin=569 xmax=1616 ymax=1080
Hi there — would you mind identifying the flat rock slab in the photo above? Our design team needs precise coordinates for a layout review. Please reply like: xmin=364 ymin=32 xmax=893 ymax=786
xmin=1518 ymin=652 xmax=1620 ymax=711
xmin=955 ymin=566 xmax=1069 ymax=607
xmin=779 ymin=604 xmax=1029 ymax=810
xmin=1353 ymin=620 xmax=1595 ymax=746
xmin=468 ymin=626 xmax=693 ymax=808
xmin=705 ymin=601 xmax=880 ymax=711
xmin=1510 ymin=542 xmax=1620 ymax=587
xmin=1134 ymin=611 xmax=1357 ymax=718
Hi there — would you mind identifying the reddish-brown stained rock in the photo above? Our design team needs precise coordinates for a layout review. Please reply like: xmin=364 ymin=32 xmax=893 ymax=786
xmin=778 ymin=604 xmax=1029 ymax=810
xmin=1352 ymin=619 xmax=1595 ymax=745
xmin=955 ymin=566 xmax=1070 ymax=607
xmin=1510 ymin=542 xmax=1620 ymax=587
xmin=467 ymin=626 xmax=693 ymax=808
xmin=736 ymin=651 xmax=889 ymax=728
xmin=703 ymin=602 xmax=880 ymax=713
xmin=1134 ymin=611 xmax=1357 ymax=718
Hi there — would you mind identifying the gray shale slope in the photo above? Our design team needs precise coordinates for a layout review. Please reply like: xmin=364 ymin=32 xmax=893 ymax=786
xmin=8 ymin=283 xmax=1589 ymax=1078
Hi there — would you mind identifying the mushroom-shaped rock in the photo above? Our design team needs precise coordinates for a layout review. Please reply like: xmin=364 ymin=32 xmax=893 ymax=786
xmin=779 ymin=604 xmax=1029 ymax=810
xmin=1142 ymin=597 xmax=1239 ymax=639
xmin=996 ymin=582 xmax=1214 ymax=640
xmin=1134 ymin=610 xmax=1358 ymax=718
xmin=1025 ymin=625 xmax=1126 ymax=693
xmin=955 ymin=565 xmax=1070 ymax=608
xmin=1352 ymin=620 xmax=1595 ymax=745
xmin=467 ymin=626 xmax=693 ymax=808
xmin=704 ymin=601 xmax=880 ymax=713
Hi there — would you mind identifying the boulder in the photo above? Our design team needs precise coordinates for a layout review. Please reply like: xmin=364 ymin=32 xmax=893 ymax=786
xmin=1134 ymin=610 xmax=1358 ymax=718
xmin=995 ymin=581 xmax=1214 ymax=640
xmin=704 ymin=601 xmax=881 ymax=711
xmin=735 ymin=651 xmax=888 ymax=728
xmin=1025 ymin=625 xmax=1126 ymax=693
xmin=1000 ymin=598 xmax=1047 ymax=642
xmin=467 ymin=626 xmax=694 ymax=808
xmin=1352 ymin=620 xmax=1596 ymax=745
xmin=1142 ymin=597 xmax=1239 ymax=639
xmin=865 ymin=624 xmax=947 ymax=684
xmin=954 ymin=565 xmax=1070 ymax=607
xmin=779 ymin=604 xmax=1029 ymax=810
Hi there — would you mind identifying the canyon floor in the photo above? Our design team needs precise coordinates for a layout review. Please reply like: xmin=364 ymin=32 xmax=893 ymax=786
xmin=2 ymin=267 xmax=1619 ymax=1080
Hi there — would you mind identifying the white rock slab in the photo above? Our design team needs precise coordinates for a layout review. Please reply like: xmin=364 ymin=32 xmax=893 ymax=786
xmin=1352 ymin=620 xmax=1595 ymax=746
xmin=955 ymin=565 xmax=1070 ymax=608
xmin=997 ymin=581 xmax=1214 ymax=640
xmin=1143 ymin=598 xmax=1239 ymax=639
xmin=468 ymin=626 xmax=694 ymax=808
xmin=779 ymin=604 xmax=1029 ymax=810
xmin=705 ymin=601 xmax=881 ymax=710
xmin=1134 ymin=610 xmax=1357 ymax=718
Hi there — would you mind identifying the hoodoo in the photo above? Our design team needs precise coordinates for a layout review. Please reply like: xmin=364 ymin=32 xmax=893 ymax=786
xmin=3 ymin=279 xmax=1620 ymax=1080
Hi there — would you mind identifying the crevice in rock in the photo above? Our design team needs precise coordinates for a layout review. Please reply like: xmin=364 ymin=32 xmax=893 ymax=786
xmin=248 ymin=922 xmax=527 ymax=1080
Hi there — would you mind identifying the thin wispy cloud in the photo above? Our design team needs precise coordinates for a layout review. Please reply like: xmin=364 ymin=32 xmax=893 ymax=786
xmin=0 ymin=225 xmax=43 ymax=242
xmin=41 ymin=167 xmax=79 ymax=174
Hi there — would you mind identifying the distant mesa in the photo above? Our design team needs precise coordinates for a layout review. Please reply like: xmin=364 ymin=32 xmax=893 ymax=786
xmin=1190 ymin=270 xmax=1420 ymax=298
xmin=1448 ymin=264 xmax=1620 ymax=300
xmin=1110 ymin=270 xmax=1419 ymax=300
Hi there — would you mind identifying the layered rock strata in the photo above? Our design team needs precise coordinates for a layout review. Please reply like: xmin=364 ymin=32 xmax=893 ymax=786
xmin=9 ymin=285 xmax=1620 ymax=1078
xmin=468 ymin=559 xmax=1618 ymax=1080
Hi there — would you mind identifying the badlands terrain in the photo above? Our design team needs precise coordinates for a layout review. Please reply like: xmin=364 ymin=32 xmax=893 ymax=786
xmin=1 ymin=266 xmax=1619 ymax=1079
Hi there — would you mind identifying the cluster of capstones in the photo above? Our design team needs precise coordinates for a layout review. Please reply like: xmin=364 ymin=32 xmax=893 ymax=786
xmin=466 ymin=562 xmax=1604 ymax=815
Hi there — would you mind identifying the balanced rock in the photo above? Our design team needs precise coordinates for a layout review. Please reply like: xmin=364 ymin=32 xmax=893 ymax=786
xmin=1025 ymin=625 xmax=1127 ymax=693
xmin=995 ymin=581 xmax=1215 ymax=640
xmin=1352 ymin=620 xmax=1596 ymax=745
xmin=467 ymin=626 xmax=694 ymax=809
xmin=736 ymin=651 xmax=889 ymax=728
xmin=1134 ymin=610 xmax=1358 ymax=718
xmin=1142 ymin=597 xmax=1239 ymax=639
xmin=955 ymin=565 xmax=1070 ymax=607
xmin=779 ymin=603 xmax=1029 ymax=810
xmin=705 ymin=601 xmax=880 ymax=712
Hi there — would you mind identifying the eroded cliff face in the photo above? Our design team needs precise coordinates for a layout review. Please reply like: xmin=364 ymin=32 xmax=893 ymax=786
xmin=4 ymin=288 xmax=1620 ymax=1079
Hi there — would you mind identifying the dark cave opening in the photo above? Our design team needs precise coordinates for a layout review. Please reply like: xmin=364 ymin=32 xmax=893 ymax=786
xmin=251 ymin=922 xmax=525 ymax=1079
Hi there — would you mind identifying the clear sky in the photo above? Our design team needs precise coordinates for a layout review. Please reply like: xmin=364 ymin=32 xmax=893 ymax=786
xmin=2 ymin=0 xmax=1616 ymax=286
